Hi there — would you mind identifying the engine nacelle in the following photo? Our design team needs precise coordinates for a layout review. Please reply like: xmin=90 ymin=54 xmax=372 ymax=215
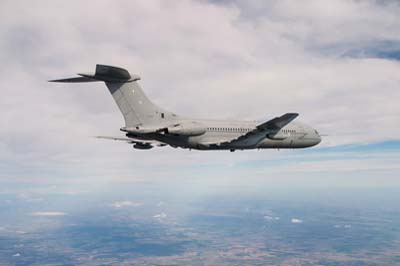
xmin=167 ymin=122 xmax=206 ymax=136
xmin=266 ymin=133 xmax=286 ymax=140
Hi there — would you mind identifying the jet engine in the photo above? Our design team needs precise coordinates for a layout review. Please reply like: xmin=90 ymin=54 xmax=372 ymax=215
xmin=167 ymin=122 xmax=206 ymax=136
xmin=266 ymin=133 xmax=286 ymax=140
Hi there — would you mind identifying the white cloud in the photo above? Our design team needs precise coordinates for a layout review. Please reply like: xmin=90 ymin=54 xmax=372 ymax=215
xmin=153 ymin=212 xmax=167 ymax=219
xmin=0 ymin=0 xmax=399 ymax=179
xmin=334 ymin=224 xmax=352 ymax=228
xmin=111 ymin=201 xmax=143 ymax=208
xmin=264 ymin=215 xmax=280 ymax=221
xmin=31 ymin=212 xmax=67 ymax=217
xmin=291 ymin=218 xmax=303 ymax=224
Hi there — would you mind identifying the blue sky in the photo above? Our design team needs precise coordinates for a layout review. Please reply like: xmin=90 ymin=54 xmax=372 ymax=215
xmin=0 ymin=0 xmax=399 ymax=190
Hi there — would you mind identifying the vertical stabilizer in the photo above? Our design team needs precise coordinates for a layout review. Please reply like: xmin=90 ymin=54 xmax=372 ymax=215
xmin=50 ymin=64 xmax=176 ymax=127
xmin=105 ymin=81 xmax=165 ymax=127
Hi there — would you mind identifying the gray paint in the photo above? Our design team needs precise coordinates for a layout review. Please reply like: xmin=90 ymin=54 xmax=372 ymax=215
xmin=50 ymin=65 xmax=321 ymax=151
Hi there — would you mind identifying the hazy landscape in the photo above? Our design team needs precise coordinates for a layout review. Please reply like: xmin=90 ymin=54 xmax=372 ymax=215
xmin=1 ymin=175 xmax=400 ymax=266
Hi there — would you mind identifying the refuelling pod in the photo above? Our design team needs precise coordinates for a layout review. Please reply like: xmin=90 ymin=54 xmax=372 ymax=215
xmin=133 ymin=143 xmax=153 ymax=150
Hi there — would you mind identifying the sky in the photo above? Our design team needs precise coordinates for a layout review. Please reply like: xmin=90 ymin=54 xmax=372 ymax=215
xmin=0 ymin=0 xmax=399 ymax=188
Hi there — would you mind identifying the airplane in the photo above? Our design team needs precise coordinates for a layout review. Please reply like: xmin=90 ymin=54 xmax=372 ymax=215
xmin=50 ymin=64 xmax=321 ymax=151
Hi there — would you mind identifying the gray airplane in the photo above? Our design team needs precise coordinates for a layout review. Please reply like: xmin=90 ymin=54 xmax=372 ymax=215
xmin=50 ymin=64 xmax=321 ymax=151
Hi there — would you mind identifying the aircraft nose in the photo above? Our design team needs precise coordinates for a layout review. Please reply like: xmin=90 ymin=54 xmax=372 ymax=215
xmin=313 ymin=130 xmax=321 ymax=146
xmin=305 ymin=127 xmax=321 ymax=147
xmin=315 ymin=134 xmax=321 ymax=145
xmin=301 ymin=125 xmax=322 ymax=147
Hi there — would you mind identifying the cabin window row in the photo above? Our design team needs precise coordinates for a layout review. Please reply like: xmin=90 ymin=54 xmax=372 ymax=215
xmin=206 ymin=128 xmax=297 ymax=133
xmin=207 ymin=127 xmax=252 ymax=132
xmin=282 ymin=129 xmax=296 ymax=133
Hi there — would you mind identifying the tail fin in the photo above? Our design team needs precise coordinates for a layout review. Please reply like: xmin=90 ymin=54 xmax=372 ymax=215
xmin=49 ymin=64 xmax=140 ymax=83
xmin=50 ymin=64 xmax=174 ymax=127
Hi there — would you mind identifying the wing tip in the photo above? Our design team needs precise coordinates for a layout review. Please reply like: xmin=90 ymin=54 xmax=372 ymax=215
xmin=286 ymin=112 xmax=299 ymax=117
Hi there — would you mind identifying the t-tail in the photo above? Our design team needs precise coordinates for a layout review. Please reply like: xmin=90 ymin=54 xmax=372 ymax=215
xmin=49 ymin=64 xmax=176 ymax=128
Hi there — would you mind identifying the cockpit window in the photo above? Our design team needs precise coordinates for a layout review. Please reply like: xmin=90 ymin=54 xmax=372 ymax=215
xmin=314 ymin=130 xmax=319 ymax=135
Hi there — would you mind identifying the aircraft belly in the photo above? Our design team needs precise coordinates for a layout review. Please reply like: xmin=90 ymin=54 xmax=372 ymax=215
xmin=132 ymin=130 xmax=317 ymax=150
xmin=144 ymin=133 xmax=316 ymax=150
xmin=191 ymin=132 xmax=239 ymax=147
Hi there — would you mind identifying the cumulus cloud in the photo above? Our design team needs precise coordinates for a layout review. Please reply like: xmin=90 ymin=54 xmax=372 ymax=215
xmin=110 ymin=201 xmax=143 ymax=208
xmin=334 ymin=224 xmax=352 ymax=228
xmin=263 ymin=215 xmax=280 ymax=221
xmin=153 ymin=212 xmax=167 ymax=219
xmin=291 ymin=218 xmax=303 ymax=224
xmin=0 ymin=0 xmax=399 ymax=179
xmin=31 ymin=212 xmax=67 ymax=217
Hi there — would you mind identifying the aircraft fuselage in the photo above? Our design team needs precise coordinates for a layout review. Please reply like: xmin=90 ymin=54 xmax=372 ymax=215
xmin=123 ymin=119 xmax=321 ymax=151
xmin=51 ymin=64 xmax=321 ymax=151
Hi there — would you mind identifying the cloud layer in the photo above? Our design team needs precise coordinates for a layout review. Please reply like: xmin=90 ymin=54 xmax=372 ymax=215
xmin=111 ymin=201 xmax=143 ymax=208
xmin=291 ymin=218 xmax=303 ymax=224
xmin=31 ymin=212 xmax=67 ymax=217
xmin=0 ymin=0 xmax=399 ymax=179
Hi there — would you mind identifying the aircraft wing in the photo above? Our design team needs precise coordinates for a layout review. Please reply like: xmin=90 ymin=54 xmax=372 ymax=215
xmin=205 ymin=113 xmax=299 ymax=147
xmin=255 ymin=113 xmax=298 ymax=131
xmin=94 ymin=136 xmax=167 ymax=149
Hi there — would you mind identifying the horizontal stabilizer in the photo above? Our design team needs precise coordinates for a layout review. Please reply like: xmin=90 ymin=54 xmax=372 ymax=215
xmin=93 ymin=64 xmax=131 ymax=81
xmin=49 ymin=76 xmax=98 ymax=83
xmin=94 ymin=136 xmax=167 ymax=147
xmin=49 ymin=64 xmax=141 ymax=83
